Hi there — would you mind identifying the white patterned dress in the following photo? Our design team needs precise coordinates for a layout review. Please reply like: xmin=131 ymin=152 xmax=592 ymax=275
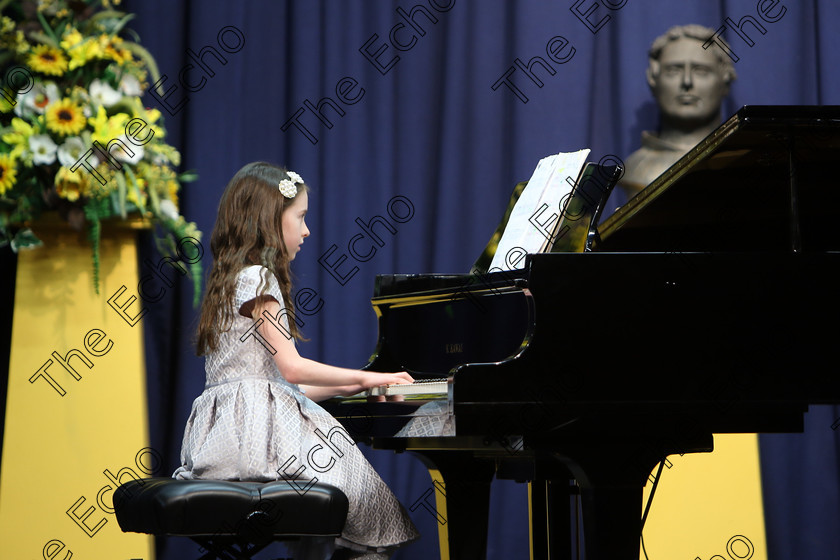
xmin=173 ymin=265 xmax=419 ymax=555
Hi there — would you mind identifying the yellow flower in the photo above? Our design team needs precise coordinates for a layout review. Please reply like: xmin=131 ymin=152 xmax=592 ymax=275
xmin=0 ymin=154 xmax=18 ymax=195
xmin=160 ymin=178 xmax=179 ymax=205
xmin=123 ymin=97 xmax=164 ymax=138
xmin=37 ymin=0 xmax=57 ymax=12
xmin=85 ymin=166 xmax=118 ymax=199
xmin=54 ymin=166 xmax=88 ymax=202
xmin=100 ymin=34 xmax=133 ymax=65
xmin=145 ymin=143 xmax=181 ymax=166
xmin=60 ymin=29 xmax=83 ymax=50
xmin=126 ymin=177 xmax=147 ymax=207
xmin=28 ymin=45 xmax=69 ymax=76
xmin=92 ymin=162 xmax=118 ymax=191
xmin=1 ymin=118 xmax=35 ymax=159
xmin=88 ymin=105 xmax=129 ymax=144
xmin=46 ymin=98 xmax=87 ymax=136
xmin=167 ymin=179 xmax=179 ymax=205
xmin=14 ymin=32 xmax=31 ymax=55
xmin=1 ymin=18 xmax=27 ymax=53
xmin=140 ymin=163 xmax=180 ymax=204
xmin=0 ymin=95 xmax=13 ymax=114
xmin=62 ymin=32 xmax=103 ymax=71
xmin=143 ymin=107 xmax=164 ymax=136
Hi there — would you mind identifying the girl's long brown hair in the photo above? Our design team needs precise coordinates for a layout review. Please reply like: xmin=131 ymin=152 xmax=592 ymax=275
xmin=196 ymin=162 xmax=308 ymax=355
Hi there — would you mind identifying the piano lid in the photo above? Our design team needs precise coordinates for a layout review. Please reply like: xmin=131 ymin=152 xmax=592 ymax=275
xmin=597 ymin=105 xmax=840 ymax=253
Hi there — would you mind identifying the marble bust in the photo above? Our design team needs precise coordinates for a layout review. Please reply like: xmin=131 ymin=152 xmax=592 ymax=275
xmin=620 ymin=25 xmax=737 ymax=196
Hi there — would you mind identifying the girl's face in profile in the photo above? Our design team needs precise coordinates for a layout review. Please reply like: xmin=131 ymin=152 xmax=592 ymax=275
xmin=282 ymin=189 xmax=309 ymax=260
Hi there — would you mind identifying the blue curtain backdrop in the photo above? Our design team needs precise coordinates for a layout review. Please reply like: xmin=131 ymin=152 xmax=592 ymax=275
xmin=115 ymin=1 xmax=840 ymax=558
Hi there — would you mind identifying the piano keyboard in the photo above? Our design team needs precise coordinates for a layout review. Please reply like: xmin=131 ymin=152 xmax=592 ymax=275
xmin=366 ymin=378 xmax=450 ymax=397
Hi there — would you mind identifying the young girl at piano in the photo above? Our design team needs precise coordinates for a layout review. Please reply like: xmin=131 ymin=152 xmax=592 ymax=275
xmin=173 ymin=162 xmax=419 ymax=559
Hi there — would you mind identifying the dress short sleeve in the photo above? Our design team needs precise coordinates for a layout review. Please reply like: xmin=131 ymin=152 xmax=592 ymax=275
xmin=234 ymin=265 xmax=285 ymax=316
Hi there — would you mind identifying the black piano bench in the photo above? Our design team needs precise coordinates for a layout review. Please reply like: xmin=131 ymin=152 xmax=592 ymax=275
xmin=113 ymin=477 xmax=349 ymax=560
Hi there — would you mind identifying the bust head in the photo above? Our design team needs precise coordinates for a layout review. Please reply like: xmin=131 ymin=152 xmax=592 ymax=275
xmin=646 ymin=25 xmax=737 ymax=130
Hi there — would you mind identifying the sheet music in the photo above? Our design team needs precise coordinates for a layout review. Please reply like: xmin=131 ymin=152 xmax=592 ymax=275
xmin=489 ymin=149 xmax=590 ymax=271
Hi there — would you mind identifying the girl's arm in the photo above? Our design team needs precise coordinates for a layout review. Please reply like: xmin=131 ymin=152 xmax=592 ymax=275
xmin=296 ymin=384 xmax=364 ymax=402
xmin=251 ymin=299 xmax=413 ymax=390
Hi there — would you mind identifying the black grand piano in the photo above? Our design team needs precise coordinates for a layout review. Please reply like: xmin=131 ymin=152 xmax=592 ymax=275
xmin=323 ymin=106 xmax=840 ymax=559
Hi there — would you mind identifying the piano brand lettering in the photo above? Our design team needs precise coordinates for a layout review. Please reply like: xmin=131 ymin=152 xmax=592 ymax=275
xmin=695 ymin=534 xmax=754 ymax=560
xmin=318 ymin=195 xmax=416 ymax=286
xmin=703 ymin=1 xmax=786 ymax=63
xmin=445 ymin=343 xmax=463 ymax=354
xmin=492 ymin=0 xmax=627 ymax=103
xmin=276 ymin=426 xmax=355 ymax=496
xmin=0 ymin=64 xmax=34 ymax=106
xmin=283 ymin=1 xmax=455 ymax=145
xmin=149 ymin=25 xmax=246 ymax=116
xmin=48 ymin=447 xmax=162 ymax=556
xmin=30 ymin=236 xmax=204 ymax=396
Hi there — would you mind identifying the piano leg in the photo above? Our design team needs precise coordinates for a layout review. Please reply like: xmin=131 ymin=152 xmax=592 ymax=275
xmin=529 ymin=479 xmax=577 ymax=560
xmin=411 ymin=451 xmax=496 ymax=560
xmin=561 ymin=443 xmax=680 ymax=560
xmin=578 ymin=481 xmax=642 ymax=559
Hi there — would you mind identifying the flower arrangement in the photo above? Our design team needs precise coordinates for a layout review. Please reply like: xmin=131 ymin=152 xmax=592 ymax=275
xmin=0 ymin=0 xmax=202 ymax=303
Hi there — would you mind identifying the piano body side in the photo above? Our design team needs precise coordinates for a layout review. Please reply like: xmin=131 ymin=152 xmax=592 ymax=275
xmin=361 ymin=271 xmax=536 ymax=383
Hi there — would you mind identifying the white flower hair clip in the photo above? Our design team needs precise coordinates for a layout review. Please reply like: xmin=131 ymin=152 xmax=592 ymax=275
xmin=278 ymin=171 xmax=304 ymax=198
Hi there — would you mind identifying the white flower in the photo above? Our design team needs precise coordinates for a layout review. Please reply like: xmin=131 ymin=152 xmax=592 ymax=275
xmin=110 ymin=134 xmax=144 ymax=165
xmin=29 ymin=134 xmax=58 ymax=165
xmin=278 ymin=179 xmax=297 ymax=198
xmin=159 ymin=199 xmax=180 ymax=221
xmin=286 ymin=171 xmax=303 ymax=184
xmin=119 ymin=74 xmax=143 ymax=97
xmin=57 ymin=136 xmax=96 ymax=168
xmin=89 ymin=79 xmax=122 ymax=107
xmin=14 ymin=82 xmax=61 ymax=118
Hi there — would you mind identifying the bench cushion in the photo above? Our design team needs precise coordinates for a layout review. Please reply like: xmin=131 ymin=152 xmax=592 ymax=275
xmin=114 ymin=478 xmax=348 ymax=538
